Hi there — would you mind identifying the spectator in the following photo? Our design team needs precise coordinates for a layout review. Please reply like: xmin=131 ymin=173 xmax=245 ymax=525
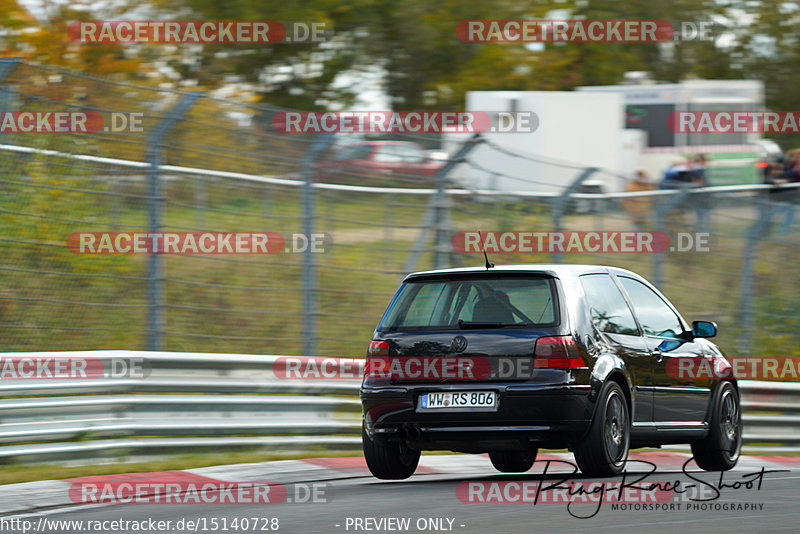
xmin=783 ymin=148 xmax=800 ymax=180
xmin=659 ymin=154 xmax=711 ymax=232
xmin=690 ymin=153 xmax=710 ymax=186
xmin=661 ymin=154 xmax=707 ymax=187
xmin=659 ymin=159 xmax=688 ymax=189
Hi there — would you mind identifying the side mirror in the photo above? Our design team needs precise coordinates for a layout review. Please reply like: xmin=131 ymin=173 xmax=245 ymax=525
xmin=692 ymin=320 xmax=717 ymax=338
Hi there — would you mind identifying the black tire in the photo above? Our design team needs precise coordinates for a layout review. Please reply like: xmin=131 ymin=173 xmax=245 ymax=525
xmin=362 ymin=424 xmax=420 ymax=480
xmin=489 ymin=449 xmax=538 ymax=473
xmin=573 ymin=381 xmax=630 ymax=476
xmin=691 ymin=382 xmax=742 ymax=471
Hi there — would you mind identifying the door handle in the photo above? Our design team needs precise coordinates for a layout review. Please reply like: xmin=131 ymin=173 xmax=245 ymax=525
xmin=651 ymin=349 xmax=663 ymax=363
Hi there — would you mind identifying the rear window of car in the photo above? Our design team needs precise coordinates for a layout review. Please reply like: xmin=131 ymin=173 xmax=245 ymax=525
xmin=378 ymin=276 xmax=558 ymax=331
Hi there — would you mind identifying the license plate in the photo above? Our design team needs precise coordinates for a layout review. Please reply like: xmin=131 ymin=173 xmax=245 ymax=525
xmin=418 ymin=391 xmax=496 ymax=410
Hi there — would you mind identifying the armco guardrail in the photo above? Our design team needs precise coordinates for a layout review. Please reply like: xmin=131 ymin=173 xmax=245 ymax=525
xmin=0 ymin=351 xmax=364 ymax=462
xmin=740 ymin=380 xmax=800 ymax=445
xmin=0 ymin=351 xmax=795 ymax=462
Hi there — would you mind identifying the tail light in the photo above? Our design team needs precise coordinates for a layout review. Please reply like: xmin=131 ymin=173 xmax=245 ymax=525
xmin=365 ymin=340 xmax=389 ymax=378
xmin=534 ymin=336 xmax=588 ymax=369
xmin=367 ymin=340 xmax=389 ymax=357
xmin=755 ymin=162 xmax=769 ymax=168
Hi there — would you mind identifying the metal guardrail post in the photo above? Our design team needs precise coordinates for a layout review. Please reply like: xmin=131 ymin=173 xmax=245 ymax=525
xmin=550 ymin=167 xmax=598 ymax=264
xmin=146 ymin=92 xmax=202 ymax=351
xmin=404 ymin=134 xmax=483 ymax=273
xmin=738 ymin=200 xmax=775 ymax=353
xmin=301 ymin=134 xmax=335 ymax=357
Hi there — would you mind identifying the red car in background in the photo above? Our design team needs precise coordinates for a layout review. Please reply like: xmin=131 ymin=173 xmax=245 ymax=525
xmin=314 ymin=141 xmax=444 ymax=182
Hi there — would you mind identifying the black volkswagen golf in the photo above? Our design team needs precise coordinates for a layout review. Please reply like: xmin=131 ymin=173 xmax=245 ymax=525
xmin=360 ymin=264 xmax=742 ymax=479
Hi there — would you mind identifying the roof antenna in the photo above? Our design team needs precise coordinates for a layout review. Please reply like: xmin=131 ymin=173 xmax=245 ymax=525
xmin=480 ymin=231 xmax=494 ymax=270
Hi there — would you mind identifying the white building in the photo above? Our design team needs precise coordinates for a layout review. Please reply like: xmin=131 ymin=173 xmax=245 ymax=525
xmin=577 ymin=79 xmax=765 ymax=184
xmin=448 ymin=79 xmax=767 ymax=194
xmin=445 ymin=90 xmax=626 ymax=193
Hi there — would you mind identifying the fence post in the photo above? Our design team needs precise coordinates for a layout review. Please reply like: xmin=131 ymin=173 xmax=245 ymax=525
xmin=550 ymin=167 xmax=598 ymax=264
xmin=146 ymin=92 xmax=202 ymax=351
xmin=432 ymin=178 xmax=454 ymax=270
xmin=0 ymin=57 xmax=19 ymax=105
xmin=0 ymin=58 xmax=20 ymax=186
xmin=301 ymin=134 xmax=334 ymax=357
xmin=325 ymin=189 xmax=335 ymax=234
xmin=384 ymin=194 xmax=393 ymax=270
xmin=404 ymin=134 xmax=483 ymax=274
xmin=0 ymin=58 xmax=20 ymax=136
xmin=195 ymin=174 xmax=206 ymax=230
xmin=262 ymin=183 xmax=272 ymax=217
xmin=110 ymin=178 xmax=121 ymax=230
xmin=738 ymin=199 xmax=774 ymax=353
xmin=0 ymin=57 xmax=19 ymax=85
xmin=651 ymin=186 xmax=691 ymax=288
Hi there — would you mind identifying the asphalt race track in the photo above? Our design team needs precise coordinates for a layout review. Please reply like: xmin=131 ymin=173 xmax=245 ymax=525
xmin=6 ymin=452 xmax=800 ymax=534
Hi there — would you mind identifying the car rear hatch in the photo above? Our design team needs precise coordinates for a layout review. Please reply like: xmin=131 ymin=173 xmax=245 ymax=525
xmin=365 ymin=272 xmax=576 ymax=385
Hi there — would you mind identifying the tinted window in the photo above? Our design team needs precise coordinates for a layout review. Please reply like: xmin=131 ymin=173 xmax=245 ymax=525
xmin=618 ymin=276 xmax=683 ymax=338
xmin=444 ymin=284 xmax=479 ymax=324
xmin=397 ymin=281 xmax=449 ymax=326
xmin=380 ymin=277 xmax=557 ymax=330
xmin=579 ymin=274 xmax=639 ymax=335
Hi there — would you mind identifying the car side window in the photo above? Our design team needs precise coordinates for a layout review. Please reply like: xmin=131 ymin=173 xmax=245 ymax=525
xmin=396 ymin=144 xmax=426 ymax=163
xmin=579 ymin=274 xmax=639 ymax=336
xmin=374 ymin=144 xmax=403 ymax=163
xmin=334 ymin=144 xmax=371 ymax=161
xmin=618 ymin=276 xmax=683 ymax=338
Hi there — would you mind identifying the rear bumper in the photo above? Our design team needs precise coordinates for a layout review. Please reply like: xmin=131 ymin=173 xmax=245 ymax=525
xmin=360 ymin=383 xmax=593 ymax=452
